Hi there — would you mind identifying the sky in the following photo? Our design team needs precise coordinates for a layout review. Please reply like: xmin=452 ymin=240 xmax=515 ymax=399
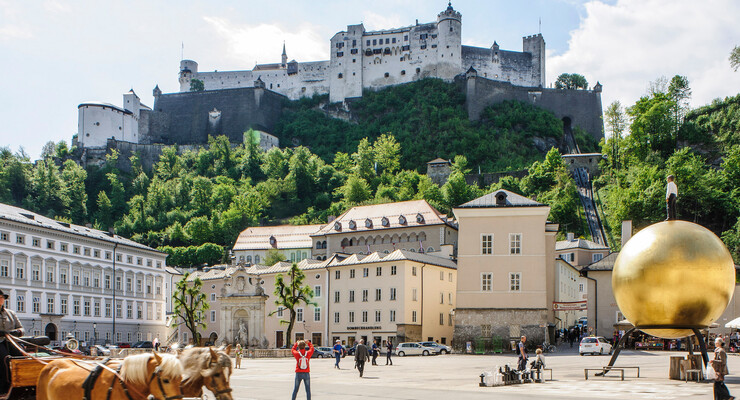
xmin=1 ymin=0 xmax=739 ymax=159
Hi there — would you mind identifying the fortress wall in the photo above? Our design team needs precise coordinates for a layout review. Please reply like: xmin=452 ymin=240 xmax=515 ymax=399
xmin=465 ymin=76 xmax=604 ymax=140
xmin=145 ymin=87 xmax=285 ymax=145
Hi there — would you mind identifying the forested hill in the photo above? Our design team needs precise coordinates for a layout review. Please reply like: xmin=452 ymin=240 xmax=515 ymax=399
xmin=274 ymin=78 xmax=599 ymax=172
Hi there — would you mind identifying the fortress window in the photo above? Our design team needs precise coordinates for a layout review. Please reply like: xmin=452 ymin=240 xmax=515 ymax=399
xmin=367 ymin=40 xmax=371 ymax=46
xmin=402 ymin=45 xmax=410 ymax=51
xmin=432 ymin=44 xmax=437 ymax=48
xmin=404 ymin=35 xmax=408 ymax=41
xmin=421 ymin=45 xmax=427 ymax=50
xmin=432 ymin=34 xmax=437 ymax=39
xmin=351 ymin=48 xmax=358 ymax=54
xmin=338 ymin=73 xmax=343 ymax=79
xmin=336 ymin=42 xmax=344 ymax=48
xmin=416 ymin=68 xmax=421 ymax=74
xmin=94 ymin=122 xmax=100 ymax=126
xmin=384 ymin=72 xmax=389 ymax=78
xmin=420 ymin=34 xmax=428 ymax=40
xmin=450 ymin=27 xmax=453 ymax=32
xmin=373 ymin=49 xmax=381 ymax=54
xmin=119 ymin=126 xmax=122 ymax=130
xmin=270 ymin=83 xmax=273 ymax=89
xmin=373 ymin=39 xmax=377 ymax=45
xmin=385 ymin=38 xmax=389 ymax=44
xmin=337 ymin=51 xmax=344 ymax=57
xmin=366 ymin=49 xmax=373 ymax=56
xmin=352 ymin=39 xmax=356 ymax=47
xmin=401 ymin=70 xmax=406 ymax=75
xmin=392 ymin=38 xmax=396 ymax=43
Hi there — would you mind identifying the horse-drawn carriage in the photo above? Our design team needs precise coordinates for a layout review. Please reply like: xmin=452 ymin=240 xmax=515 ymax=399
xmin=1 ymin=335 xmax=233 ymax=400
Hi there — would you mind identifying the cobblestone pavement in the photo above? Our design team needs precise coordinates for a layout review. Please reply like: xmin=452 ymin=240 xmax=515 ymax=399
xmin=222 ymin=348 xmax=740 ymax=399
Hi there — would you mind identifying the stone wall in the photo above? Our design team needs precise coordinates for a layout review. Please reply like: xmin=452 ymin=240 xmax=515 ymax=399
xmin=145 ymin=87 xmax=285 ymax=145
xmin=453 ymin=308 xmax=549 ymax=351
xmin=396 ymin=323 xmax=422 ymax=343
xmin=464 ymin=75 xmax=604 ymax=141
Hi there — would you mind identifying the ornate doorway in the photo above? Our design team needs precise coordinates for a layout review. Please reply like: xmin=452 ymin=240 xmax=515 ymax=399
xmin=44 ymin=323 xmax=57 ymax=341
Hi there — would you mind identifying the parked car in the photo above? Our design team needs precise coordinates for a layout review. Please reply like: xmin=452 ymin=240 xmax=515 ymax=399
xmin=395 ymin=342 xmax=437 ymax=357
xmin=132 ymin=341 xmax=153 ymax=349
xmin=92 ymin=345 xmax=111 ymax=356
xmin=313 ymin=347 xmax=334 ymax=358
xmin=116 ymin=342 xmax=132 ymax=348
xmin=418 ymin=342 xmax=451 ymax=354
xmin=579 ymin=336 xmax=612 ymax=355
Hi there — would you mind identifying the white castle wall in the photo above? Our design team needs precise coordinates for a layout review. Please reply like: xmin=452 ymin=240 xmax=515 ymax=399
xmin=178 ymin=4 xmax=545 ymax=103
xmin=77 ymin=103 xmax=139 ymax=148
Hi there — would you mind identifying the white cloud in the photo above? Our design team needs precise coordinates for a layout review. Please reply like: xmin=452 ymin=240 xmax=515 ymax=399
xmin=0 ymin=25 xmax=32 ymax=41
xmin=549 ymin=0 xmax=740 ymax=109
xmin=361 ymin=11 xmax=404 ymax=31
xmin=202 ymin=16 xmax=327 ymax=66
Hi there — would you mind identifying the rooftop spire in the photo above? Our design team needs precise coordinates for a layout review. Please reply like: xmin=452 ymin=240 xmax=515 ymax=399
xmin=282 ymin=41 xmax=286 ymax=56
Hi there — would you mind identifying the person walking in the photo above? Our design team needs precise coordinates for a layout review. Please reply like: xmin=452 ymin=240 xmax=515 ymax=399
xmin=711 ymin=337 xmax=734 ymax=400
xmin=666 ymin=174 xmax=678 ymax=220
xmin=517 ymin=336 xmax=528 ymax=371
xmin=332 ymin=340 xmax=343 ymax=369
xmin=386 ymin=339 xmax=393 ymax=365
xmin=291 ymin=340 xmax=314 ymax=400
xmin=0 ymin=289 xmax=24 ymax=395
xmin=152 ymin=337 xmax=160 ymax=352
xmin=371 ymin=340 xmax=379 ymax=366
xmin=354 ymin=339 xmax=370 ymax=377
xmin=235 ymin=343 xmax=242 ymax=369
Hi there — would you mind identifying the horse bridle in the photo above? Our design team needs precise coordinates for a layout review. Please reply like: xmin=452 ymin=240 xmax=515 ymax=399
xmin=151 ymin=366 xmax=184 ymax=400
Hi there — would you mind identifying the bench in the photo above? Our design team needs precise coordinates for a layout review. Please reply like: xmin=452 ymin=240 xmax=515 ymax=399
xmin=584 ymin=367 xmax=624 ymax=381
xmin=685 ymin=369 xmax=702 ymax=383
xmin=532 ymin=368 xmax=553 ymax=381
xmin=603 ymin=366 xmax=640 ymax=378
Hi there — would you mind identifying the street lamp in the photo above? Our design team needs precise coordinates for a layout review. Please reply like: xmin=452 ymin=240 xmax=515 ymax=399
xmin=93 ymin=322 xmax=97 ymax=345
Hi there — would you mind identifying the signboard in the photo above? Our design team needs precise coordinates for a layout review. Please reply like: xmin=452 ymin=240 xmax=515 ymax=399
xmin=346 ymin=326 xmax=382 ymax=331
xmin=552 ymin=300 xmax=587 ymax=311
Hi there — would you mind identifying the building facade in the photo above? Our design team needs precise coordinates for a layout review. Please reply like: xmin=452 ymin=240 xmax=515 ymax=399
xmin=555 ymin=233 xmax=609 ymax=267
xmin=0 ymin=203 xmax=168 ymax=347
xmin=177 ymin=4 xmax=545 ymax=103
xmin=452 ymin=190 xmax=558 ymax=348
xmin=310 ymin=200 xmax=458 ymax=260
xmin=233 ymin=224 xmax=324 ymax=265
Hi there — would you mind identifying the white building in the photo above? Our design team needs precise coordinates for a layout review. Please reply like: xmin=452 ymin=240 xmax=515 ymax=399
xmin=0 ymin=203 xmax=168 ymax=346
xmin=178 ymin=3 xmax=545 ymax=103
xmin=232 ymin=224 xmax=324 ymax=265
xmin=77 ymin=89 xmax=150 ymax=148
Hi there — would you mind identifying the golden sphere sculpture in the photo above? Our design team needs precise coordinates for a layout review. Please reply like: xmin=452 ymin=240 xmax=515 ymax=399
xmin=612 ymin=221 xmax=735 ymax=339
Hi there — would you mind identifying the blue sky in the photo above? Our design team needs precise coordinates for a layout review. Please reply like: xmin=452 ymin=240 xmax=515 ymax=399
xmin=1 ymin=0 xmax=738 ymax=159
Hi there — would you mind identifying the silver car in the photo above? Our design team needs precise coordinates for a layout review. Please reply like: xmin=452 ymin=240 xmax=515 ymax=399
xmin=395 ymin=342 xmax=437 ymax=356
xmin=418 ymin=341 xmax=452 ymax=354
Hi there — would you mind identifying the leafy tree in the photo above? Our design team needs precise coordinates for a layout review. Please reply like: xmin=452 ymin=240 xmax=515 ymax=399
xmin=189 ymin=79 xmax=205 ymax=92
xmin=722 ymin=217 xmax=740 ymax=264
xmin=338 ymin=175 xmax=371 ymax=204
xmin=269 ymin=263 xmax=316 ymax=347
xmin=96 ymin=191 xmax=113 ymax=229
xmin=373 ymin=134 xmax=401 ymax=174
xmin=731 ymin=46 xmax=740 ymax=72
xmin=441 ymin=171 xmax=480 ymax=212
xmin=28 ymin=158 xmax=67 ymax=216
xmin=554 ymin=73 xmax=588 ymax=90
xmin=604 ymin=101 xmax=626 ymax=171
xmin=40 ymin=141 xmax=56 ymax=159
xmin=172 ymin=273 xmax=210 ymax=345
xmin=264 ymin=249 xmax=286 ymax=266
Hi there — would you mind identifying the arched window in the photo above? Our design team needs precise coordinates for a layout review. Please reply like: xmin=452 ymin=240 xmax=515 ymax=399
xmin=255 ymin=255 xmax=260 ymax=264
xmin=246 ymin=256 xmax=252 ymax=263
xmin=322 ymin=241 xmax=327 ymax=249
xmin=427 ymin=247 xmax=434 ymax=253
xmin=341 ymin=238 xmax=349 ymax=248
xmin=316 ymin=242 xmax=322 ymax=249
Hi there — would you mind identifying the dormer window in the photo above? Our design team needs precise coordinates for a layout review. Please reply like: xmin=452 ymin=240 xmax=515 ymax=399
xmin=365 ymin=219 xmax=373 ymax=228
xmin=416 ymin=213 xmax=425 ymax=224
xmin=381 ymin=217 xmax=389 ymax=227
xmin=334 ymin=222 xmax=342 ymax=231
xmin=269 ymin=236 xmax=277 ymax=248
xmin=399 ymin=215 xmax=407 ymax=225
xmin=349 ymin=220 xmax=356 ymax=229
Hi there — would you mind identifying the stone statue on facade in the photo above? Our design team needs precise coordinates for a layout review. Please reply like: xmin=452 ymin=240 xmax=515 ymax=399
xmin=235 ymin=320 xmax=248 ymax=347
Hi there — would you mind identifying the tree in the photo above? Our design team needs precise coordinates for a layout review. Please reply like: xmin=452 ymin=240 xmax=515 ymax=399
xmin=269 ymin=263 xmax=316 ymax=347
xmin=264 ymin=249 xmax=286 ymax=266
xmin=604 ymin=101 xmax=626 ymax=170
xmin=190 ymin=79 xmax=205 ymax=92
xmin=172 ymin=273 xmax=210 ymax=346
xmin=338 ymin=175 xmax=371 ymax=204
xmin=96 ymin=191 xmax=113 ymax=229
xmin=554 ymin=73 xmax=588 ymax=90
xmin=40 ymin=141 xmax=56 ymax=159
xmin=667 ymin=75 xmax=692 ymax=137
xmin=372 ymin=133 xmax=401 ymax=174
xmin=731 ymin=46 xmax=740 ymax=72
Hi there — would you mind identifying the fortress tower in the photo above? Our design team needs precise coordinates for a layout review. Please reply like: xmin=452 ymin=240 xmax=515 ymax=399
xmin=179 ymin=60 xmax=198 ymax=92
xmin=523 ymin=34 xmax=546 ymax=87
xmin=435 ymin=2 xmax=462 ymax=81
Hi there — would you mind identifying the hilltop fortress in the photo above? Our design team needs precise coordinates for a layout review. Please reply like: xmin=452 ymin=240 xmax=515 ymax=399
xmin=178 ymin=3 xmax=545 ymax=103
xmin=75 ymin=3 xmax=602 ymax=171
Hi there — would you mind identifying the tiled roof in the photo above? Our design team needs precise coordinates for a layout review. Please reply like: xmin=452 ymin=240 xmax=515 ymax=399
xmin=427 ymin=158 xmax=450 ymax=164
xmin=0 ymin=202 xmax=163 ymax=254
xmin=233 ymin=224 xmax=324 ymax=251
xmin=581 ymin=252 xmax=618 ymax=271
xmin=312 ymin=200 xmax=454 ymax=236
xmin=556 ymin=238 xmax=610 ymax=251
xmin=457 ymin=190 xmax=543 ymax=208
xmin=187 ymin=250 xmax=456 ymax=281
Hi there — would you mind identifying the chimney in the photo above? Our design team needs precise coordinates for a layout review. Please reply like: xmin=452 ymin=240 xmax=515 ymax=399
xmin=621 ymin=220 xmax=633 ymax=248
xmin=327 ymin=215 xmax=336 ymax=223
xmin=566 ymin=232 xmax=574 ymax=242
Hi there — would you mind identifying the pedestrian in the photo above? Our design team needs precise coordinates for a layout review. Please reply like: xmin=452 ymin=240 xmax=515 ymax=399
xmin=0 ymin=289 xmax=24 ymax=395
xmin=371 ymin=340 xmax=379 ymax=366
xmin=153 ymin=336 xmax=160 ymax=352
xmin=711 ymin=337 xmax=733 ymax=400
xmin=333 ymin=339 xmax=343 ymax=369
xmin=235 ymin=343 xmax=242 ymax=369
xmin=666 ymin=174 xmax=678 ymax=220
xmin=386 ymin=339 xmax=393 ymax=365
xmin=291 ymin=340 xmax=314 ymax=400
xmin=530 ymin=348 xmax=546 ymax=382
xmin=517 ymin=336 xmax=528 ymax=371
xmin=354 ymin=339 xmax=370 ymax=377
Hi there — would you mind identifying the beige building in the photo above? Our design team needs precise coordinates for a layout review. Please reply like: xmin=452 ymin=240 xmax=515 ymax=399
xmin=452 ymin=190 xmax=558 ymax=347
xmin=554 ymin=258 xmax=586 ymax=329
xmin=555 ymin=233 xmax=609 ymax=267
xmin=233 ymin=224 xmax=324 ymax=264
xmin=311 ymin=200 xmax=458 ymax=260
xmin=183 ymin=249 xmax=456 ymax=348
xmin=580 ymin=252 xmax=620 ymax=337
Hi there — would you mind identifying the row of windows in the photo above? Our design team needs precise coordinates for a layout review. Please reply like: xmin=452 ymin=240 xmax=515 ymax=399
xmin=0 ymin=232 xmax=162 ymax=268
xmin=560 ymin=253 xmax=604 ymax=263
xmin=8 ymin=294 xmax=162 ymax=320
xmin=334 ymin=265 xmax=398 ymax=280
xmin=481 ymin=233 xmax=522 ymax=255
xmin=481 ymin=272 xmax=522 ymax=292
xmin=0 ymin=260 xmax=162 ymax=295
xmin=334 ymin=309 xmax=399 ymax=323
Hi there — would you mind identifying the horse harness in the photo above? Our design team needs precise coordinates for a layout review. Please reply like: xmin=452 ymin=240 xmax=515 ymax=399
xmin=79 ymin=358 xmax=184 ymax=400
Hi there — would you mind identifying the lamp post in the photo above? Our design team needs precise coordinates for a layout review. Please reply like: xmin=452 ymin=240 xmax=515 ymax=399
xmin=93 ymin=322 xmax=97 ymax=345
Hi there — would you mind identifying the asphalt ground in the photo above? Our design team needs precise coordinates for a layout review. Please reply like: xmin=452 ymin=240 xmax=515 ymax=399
xmin=223 ymin=346 xmax=740 ymax=399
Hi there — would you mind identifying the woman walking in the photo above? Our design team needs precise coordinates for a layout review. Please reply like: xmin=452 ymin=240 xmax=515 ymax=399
xmin=712 ymin=337 xmax=734 ymax=400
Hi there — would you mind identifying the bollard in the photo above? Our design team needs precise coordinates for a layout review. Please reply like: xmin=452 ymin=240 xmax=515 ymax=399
xmin=479 ymin=373 xmax=486 ymax=387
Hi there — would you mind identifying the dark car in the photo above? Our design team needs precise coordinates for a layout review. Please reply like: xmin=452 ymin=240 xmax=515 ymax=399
xmin=132 ymin=341 xmax=153 ymax=349
xmin=312 ymin=347 xmax=334 ymax=358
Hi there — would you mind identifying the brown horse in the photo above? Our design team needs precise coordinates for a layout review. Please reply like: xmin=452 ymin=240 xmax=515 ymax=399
xmin=36 ymin=352 xmax=183 ymax=400
xmin=178 ymin=346 xmax=233 ymax=400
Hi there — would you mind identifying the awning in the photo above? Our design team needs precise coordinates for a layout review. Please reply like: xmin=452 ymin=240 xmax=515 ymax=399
xmin=725 ymin=317 xmax=740 ymax=329
xmin=614 ymin=319 xmax=633 ymax=328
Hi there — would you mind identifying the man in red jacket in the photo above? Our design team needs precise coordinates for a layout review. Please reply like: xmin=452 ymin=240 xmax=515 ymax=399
xmin=291 ymin=340 xmax=314 ymax=400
